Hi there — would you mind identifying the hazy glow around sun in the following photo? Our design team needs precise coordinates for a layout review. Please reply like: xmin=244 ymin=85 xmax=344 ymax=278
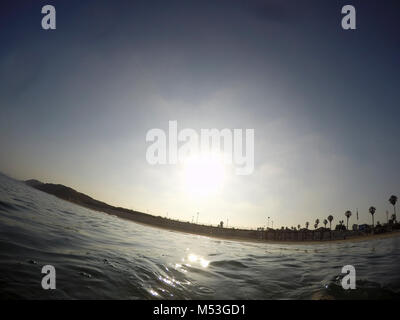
xmin=181 ymin=154 xmax=226 ymax=197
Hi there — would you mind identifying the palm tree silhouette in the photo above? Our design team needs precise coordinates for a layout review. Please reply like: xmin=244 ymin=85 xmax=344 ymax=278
xmin=305 ymin=222 xmax=309 ymax=229
xmin=323 ymin=219 xmax=328 ymax=228
xmin=297 ymin=224 xmax=301 ymax=230
xmin=315 ymin=219 xmax=320 ymax=229
xmin=369 ymin=206 xmax=376 ymax=228
xmin=345 ymin=211 xmax=352 ymax=230
xmin=389 ymin=195 xmax=397 ymax=222
xmin=327 ymin=215 xmax=334 ymax=230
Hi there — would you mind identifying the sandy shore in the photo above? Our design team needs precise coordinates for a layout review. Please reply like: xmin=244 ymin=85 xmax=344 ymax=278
xmin=243 ymin=230 xmax=400 ymax=246
xmin=106 ymin=209 xmax=400 ymax=245
xmin=191 ymin=229 xmax=400 ymax=246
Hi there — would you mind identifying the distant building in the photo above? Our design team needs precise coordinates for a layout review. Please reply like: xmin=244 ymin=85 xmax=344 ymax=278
xmin=358 ymin=224 xmax=370 ymax=232
xmin=335 ymin=224 xmax=346 ymax=231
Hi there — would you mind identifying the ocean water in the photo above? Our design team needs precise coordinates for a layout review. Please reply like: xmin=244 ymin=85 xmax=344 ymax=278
xmin=0 ymin=173 xmax=399 ymax=300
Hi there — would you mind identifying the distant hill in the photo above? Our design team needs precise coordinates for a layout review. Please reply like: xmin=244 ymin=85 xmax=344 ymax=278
xmin=23 ymin=179 xmax=263 ymax=241
xmin=25 ymin=179 xmax=120 ymax=214
xmin=25 ymin=179 xmax=44 ymax=188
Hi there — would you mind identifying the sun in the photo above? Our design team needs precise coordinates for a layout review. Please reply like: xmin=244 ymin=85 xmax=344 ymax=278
xmin=182 ymin=154 xmax=226 ymax=197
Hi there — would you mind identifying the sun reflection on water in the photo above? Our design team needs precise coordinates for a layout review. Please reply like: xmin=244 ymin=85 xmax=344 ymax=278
xmin=149 ymin=289 xmax=159 ymax=296
xmin=186 ymin=253 xmax=209 ymax=268
xmin=147 ymin=252 xmax=210 ymax=298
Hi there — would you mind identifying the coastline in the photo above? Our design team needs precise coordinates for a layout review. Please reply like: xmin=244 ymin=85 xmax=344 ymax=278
xmin=111 ymin=213 xmax=400 ymax=245
xmin=24 ymin=179 xmax=400 ymax=246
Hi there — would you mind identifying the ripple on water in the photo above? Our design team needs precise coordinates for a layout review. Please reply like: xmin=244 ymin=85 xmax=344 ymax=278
xmin=1 ymin=174 xmax=400 ymax=299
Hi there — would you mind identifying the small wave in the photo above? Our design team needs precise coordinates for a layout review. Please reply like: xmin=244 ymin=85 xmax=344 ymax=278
xmin=210 ymin=260 xmax=249 ymax=269
xmin=315 ymin=274 xmax=400 ymax=300
xmin=0 ymin=200 xmax=17 ymax=211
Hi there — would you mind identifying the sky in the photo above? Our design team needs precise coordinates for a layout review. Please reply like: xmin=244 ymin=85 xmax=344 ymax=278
xmin=1 ymin=0 xmax=399 ymax=229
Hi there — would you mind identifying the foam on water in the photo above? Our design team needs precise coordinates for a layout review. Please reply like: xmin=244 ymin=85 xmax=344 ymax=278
xmin=0 ymin=173 xmax=399 ymax=299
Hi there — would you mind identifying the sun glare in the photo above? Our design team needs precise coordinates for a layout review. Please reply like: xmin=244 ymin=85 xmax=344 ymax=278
xmin=182 ymin=154 xmax=226 ymax=197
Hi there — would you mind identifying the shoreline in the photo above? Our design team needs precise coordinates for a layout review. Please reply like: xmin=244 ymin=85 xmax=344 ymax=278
xmin=94 ymin=207 xmax=400 ymax=245
xmin=24 ymin=179 xmax=400 ymax=246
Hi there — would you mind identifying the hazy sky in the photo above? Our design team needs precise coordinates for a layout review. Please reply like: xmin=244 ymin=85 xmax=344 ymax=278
xmin=1 ymin=0 xmax=399 ymax=229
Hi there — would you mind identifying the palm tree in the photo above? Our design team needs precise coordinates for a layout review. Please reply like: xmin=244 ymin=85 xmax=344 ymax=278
xmin=314 ymin=223 xmax=317 ymax=229
xmin=327 ymin=215 xmax=334 ymax=230
xmin=323 ymin=219 xmax=328 ymax=228
xmin=389 ymin=195 xmax=397 ymax=222
xmin=315 ymin=219 xmax=320 ymax=229
xmin=297 ymin=224 xmax=301 ymax=230
xmin=345 ymin=210 xmax=352 ymax=230
xmin=369 ymin=206 xmax=376 ymax=228
xmin=305 ymin=222 xmax=309 ymax=229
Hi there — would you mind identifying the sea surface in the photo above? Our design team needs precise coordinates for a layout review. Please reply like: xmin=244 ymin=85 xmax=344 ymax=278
xmin=1 ymin=173 xmax=400 ymax=300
